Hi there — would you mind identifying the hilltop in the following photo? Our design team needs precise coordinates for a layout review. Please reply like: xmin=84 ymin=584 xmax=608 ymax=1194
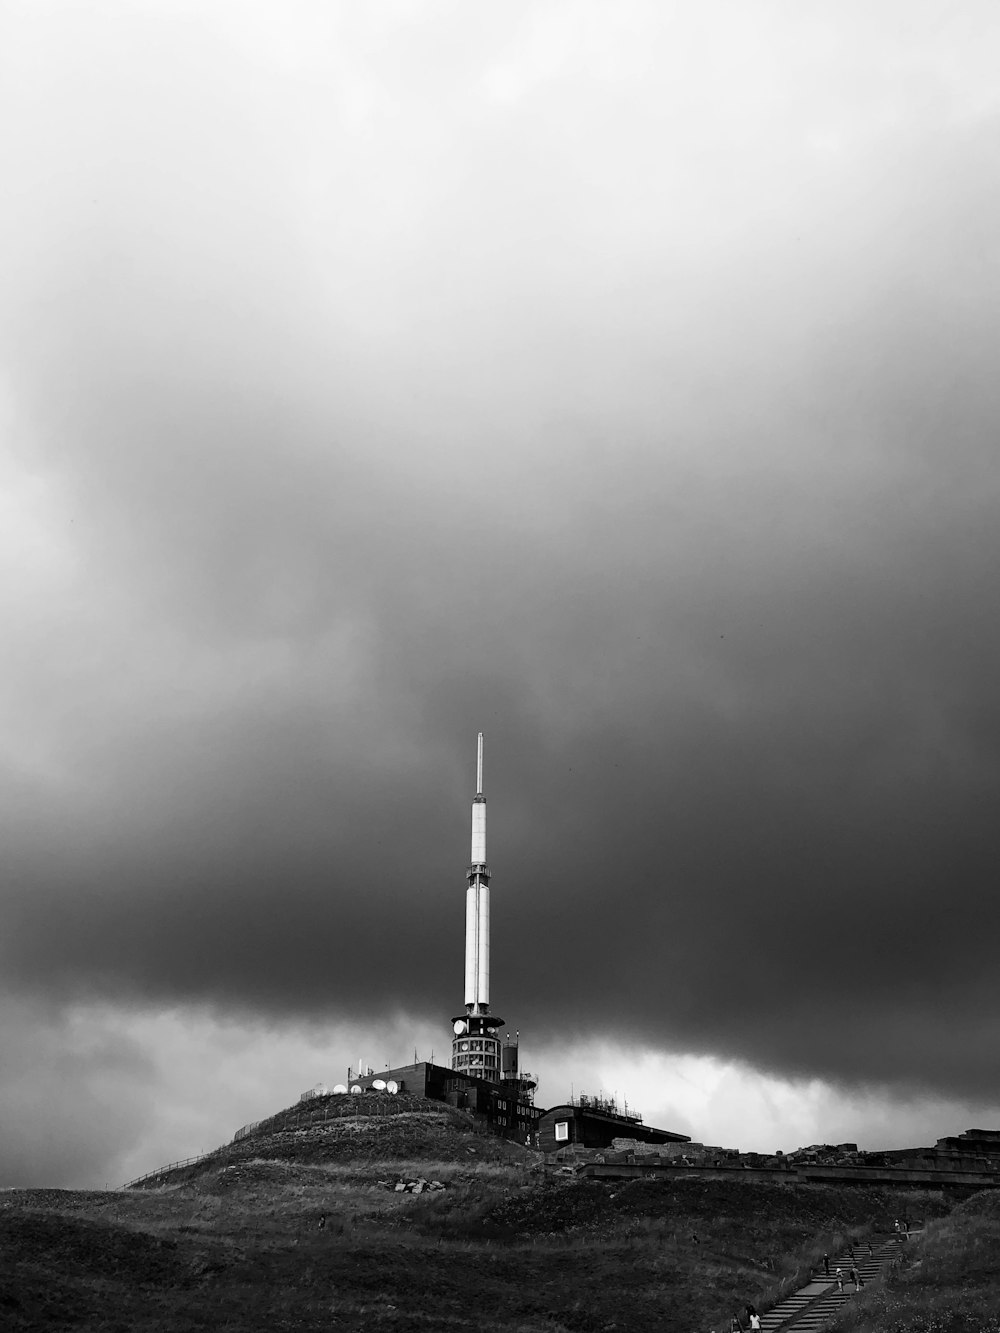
xmin=0 ymin=1095 xmax=987 ymax=1331
xmin=129 ymin=1091 xmax=532 ymax=1188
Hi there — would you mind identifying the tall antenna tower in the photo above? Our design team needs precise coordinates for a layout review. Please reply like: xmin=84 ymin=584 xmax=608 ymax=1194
xmin=451 ymin=734 xmax=503 ymax=1080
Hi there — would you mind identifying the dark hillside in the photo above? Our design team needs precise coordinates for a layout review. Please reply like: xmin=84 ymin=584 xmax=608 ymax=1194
xmin=481 ymin=1174 xmax=946 ymax=1243
xmin=828 ymin=1187 xmax=1000 ymax=1333
xmin=132 ymin=1091 xmax=532 ymax=1187
xmin=1 ymin=1143 xmax=961 ymax=1332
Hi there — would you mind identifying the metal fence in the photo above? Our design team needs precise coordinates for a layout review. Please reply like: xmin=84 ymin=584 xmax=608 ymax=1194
xmin=122 ymin=1151 xmax=222 ymax=1190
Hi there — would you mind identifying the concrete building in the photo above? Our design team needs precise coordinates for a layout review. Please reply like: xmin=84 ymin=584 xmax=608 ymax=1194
xmin=538 ymin=1093 xmax=690 ymax=1155
xmin=348 ymin=1060 xmax=540 ymax=1142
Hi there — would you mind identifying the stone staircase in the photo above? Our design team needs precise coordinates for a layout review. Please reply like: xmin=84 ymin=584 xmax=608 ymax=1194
xmin=758 ymin=1233 xmax=908 ymax=1331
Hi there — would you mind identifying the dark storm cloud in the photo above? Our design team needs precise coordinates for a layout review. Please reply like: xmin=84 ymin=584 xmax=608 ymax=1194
xmin=3 ymin=2 xmax=1000 ymax=1105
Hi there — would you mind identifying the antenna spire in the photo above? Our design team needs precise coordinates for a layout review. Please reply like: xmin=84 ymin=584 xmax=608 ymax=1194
xmin=466 ymin=733 xmax=489 ymax=1006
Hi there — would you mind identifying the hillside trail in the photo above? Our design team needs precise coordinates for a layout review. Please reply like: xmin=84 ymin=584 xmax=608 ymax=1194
xmin=757 ymin=1228 xmax=916 ymax=1331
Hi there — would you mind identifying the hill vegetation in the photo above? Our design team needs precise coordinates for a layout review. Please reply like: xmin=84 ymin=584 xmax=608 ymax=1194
xmin=0 ymin=1094 xmax=979 ymax=1332
xmin=130 ymin=1092 xmax=527 ymax=1188
xmin=829 ymin=1189 xmax=1000 ymax=1333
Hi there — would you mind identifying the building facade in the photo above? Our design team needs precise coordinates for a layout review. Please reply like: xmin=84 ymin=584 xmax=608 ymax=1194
xmin=349 ymin=1061 xmax=541 ymax=1143
xmin=538 ymin=1094 xmax=690 ymax=1155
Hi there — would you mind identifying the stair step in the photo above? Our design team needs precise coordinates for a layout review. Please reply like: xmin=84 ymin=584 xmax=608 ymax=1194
xmin=758 ymin=1233 xmax=907 ymax=1329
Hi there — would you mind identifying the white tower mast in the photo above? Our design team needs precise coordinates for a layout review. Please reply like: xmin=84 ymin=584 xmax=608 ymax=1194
xmin=465 ymin=732 xmax=489 ymax=1009
xmin=452 ymin=733 xmax=503 ymax=1081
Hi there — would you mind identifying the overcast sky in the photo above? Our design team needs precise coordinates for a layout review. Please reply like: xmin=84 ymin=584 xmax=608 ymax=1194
xmin=3 ymin=0 xmax=1000 ymax=1188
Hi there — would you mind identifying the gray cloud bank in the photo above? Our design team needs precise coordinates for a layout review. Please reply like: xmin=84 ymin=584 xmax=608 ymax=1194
xmin=2 ymin=3 xmax=1000 ymax=1107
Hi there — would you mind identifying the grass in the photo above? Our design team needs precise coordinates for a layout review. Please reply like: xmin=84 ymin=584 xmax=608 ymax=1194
xmin=826 ymin=1189 xmax=1000 ymax=1333
xmin=0 ymin=1100 xmax=982 ymax=1332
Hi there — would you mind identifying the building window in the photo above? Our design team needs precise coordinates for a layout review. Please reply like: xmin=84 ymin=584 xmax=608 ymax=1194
xmin=554 ymin=1121 xmax=569 ymax=1142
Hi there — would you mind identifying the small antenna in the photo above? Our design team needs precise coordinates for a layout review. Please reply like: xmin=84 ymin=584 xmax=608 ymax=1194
xmin=476 ymin=732 xmax=484 ymax=794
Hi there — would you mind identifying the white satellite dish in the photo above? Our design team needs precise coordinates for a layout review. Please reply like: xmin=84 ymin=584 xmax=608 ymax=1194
xmin=386 ymin=1080 xmax=398 ymax=1094
xmin=332 ymin=1084 xmax=348 ymax=1095
xmin=350 ymin=1084 xmax=362 ymax=1094
xmin=453 ymin=1019 xmax=468 ymax=1035
xmin=372 ymin=1079 xmax=387 ymax=1091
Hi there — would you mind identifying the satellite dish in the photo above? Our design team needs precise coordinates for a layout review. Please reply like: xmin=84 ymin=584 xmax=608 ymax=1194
xmin=332 ymin=1084 xmax=348 ymax=1094
xmin=372 ymin=1079 xmax=386 ymax=1091
xmin=350 ymin=1084 xmax=362 ymax=1094
xmin=453 ymin=1020 xmax=468 ymax=1035
xmin=386 ymin=1080 xmax=398 ymax=1094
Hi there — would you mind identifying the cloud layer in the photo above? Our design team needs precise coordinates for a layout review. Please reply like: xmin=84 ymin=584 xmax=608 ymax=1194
xmin=2 ymin=2 xmax=1000 ymax=1183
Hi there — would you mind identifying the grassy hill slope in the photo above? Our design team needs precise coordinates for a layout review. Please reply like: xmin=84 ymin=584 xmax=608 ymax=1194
xmin=132 ymin=1092 xmax=531 ymax=1188
xmin=0 ymin=1096 xmax=971 ymax=1332
xmin=828 ymin=1188 xmax=1000 ymax=1333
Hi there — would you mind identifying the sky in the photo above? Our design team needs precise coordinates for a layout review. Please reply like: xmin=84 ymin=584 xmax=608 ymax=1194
xmin=2 ymin=0 xmax=1000 ymax=1188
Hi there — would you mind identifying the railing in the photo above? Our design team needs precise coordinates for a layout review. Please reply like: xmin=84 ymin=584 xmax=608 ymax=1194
xmin=122 ymin=1089 xmax=423 ymax=1189
xmin=567 ymin=1092 xmax=643 ymax=1123
xmin=122 ymin=1151 xmax=223 ymax=1190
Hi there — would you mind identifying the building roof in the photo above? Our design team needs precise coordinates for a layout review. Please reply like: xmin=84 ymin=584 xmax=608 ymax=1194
xmin=541 ymin=1104 xmax=690 ymax=1142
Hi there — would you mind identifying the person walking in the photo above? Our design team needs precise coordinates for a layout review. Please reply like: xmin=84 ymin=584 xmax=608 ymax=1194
xmin=835 ymin=1268 xmax=844 ymax=1293
xmin=823 ymin=1253 xmax=830 ymax=1277
xmin=749 ymin=1315 xmax=760 ymax=1331
xmin=848 ymin=1266 xmax=858 ymax=1290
